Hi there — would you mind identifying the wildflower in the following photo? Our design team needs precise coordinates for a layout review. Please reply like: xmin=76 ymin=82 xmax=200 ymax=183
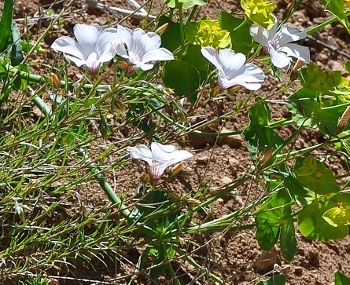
xmin=51 ymin=24 xmax=119 ymax=76
xmin=250 ymin=15 xmax=310 ymax=68
xmin=115 ymin=25 xmax=174 ymax=73
xmin=191 ymin=20 xmax=231 ymax=48
xmin=201 ymin=47 xmax=265 ymax=91
xmin=127 ymin=142 xmax=193 ymax=186
xmin=241 ymin=0 xmax=276 ymax=29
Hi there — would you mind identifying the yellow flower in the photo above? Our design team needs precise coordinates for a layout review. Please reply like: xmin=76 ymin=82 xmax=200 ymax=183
xmin=241 ymin=0 xmax=276 ymax=29
xmin=195 ymin=20 xmax=231 ymax=48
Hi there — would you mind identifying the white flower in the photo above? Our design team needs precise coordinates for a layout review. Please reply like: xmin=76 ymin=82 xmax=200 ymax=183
xmin=115 ymin=25 xmax=174 ymax=72
xmin=201 ymin=47 xmax=265 ymax=91
xmin=127 ymin=142 xmax=193 ymax=186
xmin=250 ymin=15 xmax=310 ymax=68
xmin=51 ymin=24 xmax=119 ymax=75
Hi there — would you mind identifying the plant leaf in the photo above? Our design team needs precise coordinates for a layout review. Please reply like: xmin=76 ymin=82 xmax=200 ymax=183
xmin=218 ymin=11 xmax=253 ymax=55
xmin=335 ymin=271 xmax=350 ymax=285
xmin=280 ymin=221 xmax=297 ymax=262
xmin=162 ymin=60 xmax=200 ymax=104
xmin=255 ymin=189 xmax=291 ymax=251
xmin=164 ymin=0 xmax=207 ymax=9
xmin=294 ymin=156 xmax=340 ymax=195
xmin=298 ymin=199 xmax=348 ymax=241
xmin=11 ymin=22 xmax=24 ymax=66
xmin=257 ymin=274 xmax=286 ymax=285
xmin=0 ymin=0 xmax=14 ymax=52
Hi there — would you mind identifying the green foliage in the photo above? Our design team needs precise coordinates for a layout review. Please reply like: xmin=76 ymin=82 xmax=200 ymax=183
xmin=0 ymin=0 xmax=14 ymax=52
xmin=257 ymin=274 xmax=286 ymax=285
xmin=335 ymin=271 xmax=350 ymax=285
xmin=294 ymin=156 xmax=340 ymax=195
xmin=164 ymin=0 xmax=207 ymax=9
xmin=218 ymin=11 xmax=253 ymax=54
xmin=255 ymin=189 xmax=296 ymax=260
xmin=162 ymin=58 xmax=201 ymax=103
xmin=298 ymin=198 xmax=349 ymax=241
xmin=321 ymin=0 xmax=350 ymax=33
xmin=244 ymin=97 xmax=284 ymax=161
xmin=10 ymin=22 xmax=24 ymax=66
xmin=1 ymin=0 xmax=350 ymax=283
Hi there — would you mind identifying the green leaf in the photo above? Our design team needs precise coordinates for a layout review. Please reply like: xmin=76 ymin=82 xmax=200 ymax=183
xmin=158 ymin=16 xmax=182 ymax=52
xmin=284 ymin=174 xmax=315 ymax=206
xmin=294 ymin=156 xmax=340 ymax=195
xmin=298 ymin=64 xmax=342 ymax=93
xmin=181 ymin=44 xmax=208 ymax=80
xmin=257 ymin=274 xmax=286 ymax=285
xmin=287 ymin=86 xmax=349 ymax=136
xmin=10 ymin=22 xmax=24 ymax=66
xmin=218 ymin=11 xmax=253 ymax=55
xmin=255 ymin=190 xmax=291 ymax=251
xmin=335 ymin=271 xmax=350 ymax=285
xmin=280 ymin=221 xmax=297 ymax=262
xmin=323 ymin=0 xmax=350 ymax=33
xmin=162 ymin=60 xmax=200 ymax=104
xmin=244 ymin=97 xmax=284 ymax=161
xmin=345 ymin=62 xmax=350 ymax=74
xmin=0 ymin=0 xmax=14 ymax=52
xmin=164 ymin=0 xmax=207 ymax=9
xmin=298 ymin=199 xmax=348 ymax=241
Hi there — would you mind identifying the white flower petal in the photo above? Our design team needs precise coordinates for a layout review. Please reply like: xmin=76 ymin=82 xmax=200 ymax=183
xmin=117 ymin=25 xmax=134 ymax=52
xmin=278 ymin=26 xmax=307 ymax=46
xmin=138 ymin=63 xmax=154 ymax=71
xmin=219 ymin=49 xmax=246 ymax=79
xmin=269 ymin=46 xmax=291 ymax=68
xmin=128 ymin=142 xmax=193 ymax=185
xmin=51 ymin=36 xmax=85 ymax=60
xmin=127 ymin=145 xmax=153 ymax=162
xmin=250 ymin=14 xmax=310 ymax=69
xmin=250 ymin=25 xmax=270 ymax=46
xmin=151 ymin=142 xmax=177 ymax=160
xmin=64 ymin=54 xmax=86 ymax=67
xmin=203 ymin=47 xmax=264 ymax=91
xmin=96 ymin=28 xmax=119 ymax=62
xmin=142 ymin=48 xmax=174 ymax=65
xmin=281 ymin=43 xmax=310 ymax=64
xmin=221 ymin=64 xmax=264 ymax=90
xmin=201 ymin=47 xmax=225 ymax=74
xmin=74 ymin=24 xmax=101 ymax=56
xmin=141 ymin=30 xmax=161 ymax=52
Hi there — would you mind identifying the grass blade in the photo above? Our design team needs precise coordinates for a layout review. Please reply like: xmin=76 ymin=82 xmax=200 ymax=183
xmin=0 ymin=0 xmax=14 ymax=52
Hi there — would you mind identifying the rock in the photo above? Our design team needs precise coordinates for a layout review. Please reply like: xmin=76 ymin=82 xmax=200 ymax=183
xmin=196 ymin=155 xmax=209 ymax=165
xmin=219 ymin=127 xmax=244 ymax=148
xmin=254 ymin=248 xmax=279 ymax=271
xmin=221 ymin=176 xmax=233 ymax=185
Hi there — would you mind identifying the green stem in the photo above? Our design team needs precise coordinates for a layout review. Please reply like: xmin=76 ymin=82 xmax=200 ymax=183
xmin=178 ymin=4 xmax=185 ymax=45
xmin=174 ymin=247 xmax=229 ymax=284
xmin=27 ymin=92 xmax=140 ymax=223
xmin=78 ymin=148 xmax=139 ymax=222
xmin=186 ymin=5 xmax=198 ymax=24
xmin=276 ymin=133 xmax=350 ymax=160
xmin=307 ymin=11 xmax=350 ymax=34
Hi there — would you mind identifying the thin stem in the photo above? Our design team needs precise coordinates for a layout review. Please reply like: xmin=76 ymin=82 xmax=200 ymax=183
xmin=306 ymin=11 xmax=350 ymax=35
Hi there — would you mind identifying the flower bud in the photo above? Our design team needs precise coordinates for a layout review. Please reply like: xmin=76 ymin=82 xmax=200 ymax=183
xmin=155 ymin=23 xmax=168 ymax=36
xmin=50 ymin=72 xmax=61 ymax=89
